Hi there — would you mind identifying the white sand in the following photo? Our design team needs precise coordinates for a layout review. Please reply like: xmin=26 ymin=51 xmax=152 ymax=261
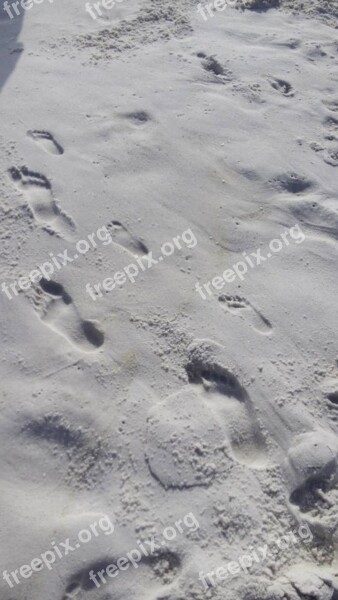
xmin=0 ymin=1 xmax=338 ymax=600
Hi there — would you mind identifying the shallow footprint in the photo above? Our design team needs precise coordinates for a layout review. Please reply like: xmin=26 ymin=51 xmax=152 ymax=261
xmin=219 ymin=294 xmax=272 ymax=335
xmin=8 ymin=166 xmax=74 ymax=237
xmin=33 ymin=278 xmax=104 ymax=352
xmin=27 ymin=129 xmax=64 ymax=155
xmin=269 ymin=77 xmax=294 ymax=97
xmin=106 ymin=220 xmax=148 ymax=256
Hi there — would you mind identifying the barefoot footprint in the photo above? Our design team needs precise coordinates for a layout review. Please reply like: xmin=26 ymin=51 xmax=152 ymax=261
xmin=8 ymin=166 xmax=74 ymax=236
xmin=33 ymin=278 xmax=104 ymax=352
xmin=269 ymin=77 xmax=294 ymax=97
xmin=186 ymin=339 xmax=271 ymax=469
xmin=106 ymin=220 xmax=148 ymax=256
xmin=27 ymin=130 xmax=64 ymax=155
xmin=219 ymin=294 xmax=272 ymax=335
xmin=146 ymin=339 xmax=271 ymax=489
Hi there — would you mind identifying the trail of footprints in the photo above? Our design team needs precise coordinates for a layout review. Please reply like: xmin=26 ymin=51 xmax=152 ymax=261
xmin=8 ymin=131 xmax=73 ymax=236
xmin=146 ymin=339 xmax=338 ymax=540
xmin=8 ymin=127 xmax=152 ymax=351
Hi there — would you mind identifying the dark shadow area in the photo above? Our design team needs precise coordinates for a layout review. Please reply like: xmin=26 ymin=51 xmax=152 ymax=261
xmin=0 ymin=0 xmax=25 ymax=92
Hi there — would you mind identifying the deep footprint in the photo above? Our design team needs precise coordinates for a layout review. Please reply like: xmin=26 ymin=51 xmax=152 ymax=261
xmin=36 ymin=278 xmax=104 ymax=352
xmin=123 ymin=110 xmax=151 ymax=124
xmin=8 ymin=166 xmax=74 ymax=236
xmin=185 ymin=339 xmax=271 ymax=469
xmin=286 ymin=430 xmax=338 ymax=532
xmin=199 ymin=54 xmax=232 ymax=81
xmin=106 ymin=220 xmax=148 ymax=256
xmin=273 ymin=172 xmax=313 ymax=194
xmin=219 ymin=294 xmax=272 ymax=335
xmin=27 ymin=129 xmax=64 ymax=155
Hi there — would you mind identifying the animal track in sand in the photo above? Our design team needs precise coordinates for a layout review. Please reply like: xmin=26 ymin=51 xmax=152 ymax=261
xmin=8 ymin=166 xmax=74 ymax=236
xmin=219 ymin=294 xmax=272 ymax=335
xmin=32 ymin=278 xmax=104 ymax=352
xmin=27 ymin=129 xmax=64 ymax=155
xmin=269 ymin=77 xmax=294 ymax=96
xmin=186 ymin=340 xmax=271 ymax=469
xmin=106 ymin=220 xmax=148 ymax=256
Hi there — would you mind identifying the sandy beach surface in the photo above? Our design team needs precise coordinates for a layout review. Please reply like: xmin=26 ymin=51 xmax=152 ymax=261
xmin=0 ymin=0 xmax=338 ymax=599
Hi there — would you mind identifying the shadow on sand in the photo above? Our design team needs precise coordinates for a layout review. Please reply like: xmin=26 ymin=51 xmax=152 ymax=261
xmin=0 ymin=0 xmax=25 ymax=92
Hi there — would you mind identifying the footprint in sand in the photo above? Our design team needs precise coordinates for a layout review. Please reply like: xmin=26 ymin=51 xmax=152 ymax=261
xmin=272 ymin=172 xmax=313 ymax=194
xmin=323 ymin=98 xmax=338 ymax=113
xmin=269 ymin=77 xmax=294 ymax=97
xmin=32 ymin=278 xmax=104 ymax=352
xmin=22 ymin=412 xmax=116 ymax=490
xmin=265 ymin=564 xmax=336 ymax=600
xmin=8 ymin=166 xmax=75 ymax=237
xmin=310 ymin=114 xmax=338 ymax=167
xmin=197 ymin=53 xmax=232 ymax=82
xmin=123 ymin=110 xmax=152 ymax=125
xmin=146 ymin=339 xmax=271 ymax=489
xmin=219 ymin=294 xmax=272 ymax=335
xmin=284 ymin=429 xmax=338 ymax=535
xmin=186 ymin=339 xmax=271 ymax=468
xmin=27 ymin=130 xmax=64 ymax=155
xmin=106 ymin=220 xmax=148 ymax=256
xmin=63 ymin=548 xmax=181 ymax=599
